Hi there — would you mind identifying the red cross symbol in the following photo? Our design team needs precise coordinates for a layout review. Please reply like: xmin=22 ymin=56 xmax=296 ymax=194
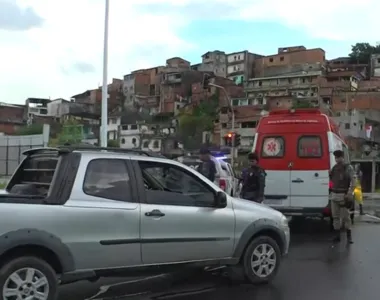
xmin=267 ymin=141 xmax=277 ymax=152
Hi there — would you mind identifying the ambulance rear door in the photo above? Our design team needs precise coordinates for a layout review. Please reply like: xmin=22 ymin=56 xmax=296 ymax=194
xmin=288 ymin=134 xmax=330 ymax=209
xmin=256 ymin=134 xmax=291 ymax=208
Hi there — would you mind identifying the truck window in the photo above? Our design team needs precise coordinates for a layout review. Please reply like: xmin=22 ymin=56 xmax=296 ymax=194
xmin=7 ymin=154 xmax=59 ymax=197
xmin=137 ymin=161 xmax=215 ymax=207
xmin=261 ymin=136 xmax=285 ymax=158
xmin=298 ymin=136 xmax=322 ymax=158
xmin=83 ymin=159 xmax=131 ymax=202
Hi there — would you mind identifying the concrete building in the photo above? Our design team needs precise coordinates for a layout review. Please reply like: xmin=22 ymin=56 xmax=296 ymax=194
xmin=226 ymin=50 xmax=262 ymax=85
xmin=47 ymin=98 xmax=71 ymax=118
xmin=71 ymin=89 xmax=99 ymax=114
xmin=71 ymin=78 xmax=123 ymax=115
xmin=245 ymin=71 xmax=323 ymax=110
xmin=331 ymin=93 xmax=380 ymax=146
xmin=370 ymin=54 xmax=380 ymax=77
xmin=192 ymin=50 xmax=227 ymax=78
xmin=326 ymin=57 xmax=367 ymax=82
xmin=123 ymin=67 xmax=163 ymax=111
xmin=254 ymin=46 xmax=325 ymax=78
xmin=25 ymin=98 xmax=50 ymax=117
xmin=0 ymin=103 xmax=25 ymax=134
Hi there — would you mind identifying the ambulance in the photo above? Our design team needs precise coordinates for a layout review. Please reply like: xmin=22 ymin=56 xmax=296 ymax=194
xmin=252 ymin=108 xmax=349 ymax=217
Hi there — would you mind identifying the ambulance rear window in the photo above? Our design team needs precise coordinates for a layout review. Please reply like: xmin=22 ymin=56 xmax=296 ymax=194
xmin=298 ymin=136 xmax=322 ymax=157
xmin=261 ymin=136 xmax=285 ymax=158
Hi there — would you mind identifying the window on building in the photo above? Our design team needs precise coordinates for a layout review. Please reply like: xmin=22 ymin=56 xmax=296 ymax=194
xmin=143 ymin=141 xmax=149 ymax=148
xmin=280 ymin=56 xmax=284 ymax=61
xmin=241 ymin=121 xmax=257 ymax=128
xmin=132 ymin=138 xmax=137 ymax=145
xmin=288 ymin=78 xmax=293 ymax=84
xmin=322 ymin=97 xmax=331 ymax=104
xmin=345 ymin=123 xmax=350 ymax=129
xmin=297 ymin=136 xmax=322 ymax=158
xmin=130 ymin=124 xmax=138 ymax=130
xmin=258 ymin=98 xmax=265 ymax=105
xmin=83 ymin=159 xmax=132 ymax=202
xmin=222 ymin=123 xmax=227 ymax=128
xmin=153 ymin=140 xmax=159 ymax=148
xmin=269 ymin=58 xmax=274 ymax=62
xmin=121 ymin=138 xmax=126 ymax=144
xmin=149 ymin=84 xmax=155 ymax=96
xmin=258 ymin=81 xmax=262 ymax=86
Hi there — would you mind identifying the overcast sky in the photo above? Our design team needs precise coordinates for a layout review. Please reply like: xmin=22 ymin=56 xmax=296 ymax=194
xmin=1 ymin=0 xmax=378 ymax=104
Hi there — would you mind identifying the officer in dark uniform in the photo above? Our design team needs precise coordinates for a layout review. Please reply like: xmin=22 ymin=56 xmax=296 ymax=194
xmin=329 ymin=150 xmax=355 ymax=244
xmin=240 ymin=152 xmax=266 ymax=203
xmin=197 ymin=147 xmax=217 ymax=182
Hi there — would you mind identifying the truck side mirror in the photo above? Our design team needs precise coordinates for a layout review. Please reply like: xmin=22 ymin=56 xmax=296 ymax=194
xmin=215 ymin=191 xmax=227 ymax=208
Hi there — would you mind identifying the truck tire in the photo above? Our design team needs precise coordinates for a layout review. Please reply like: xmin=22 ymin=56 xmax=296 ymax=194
xmin=241 ymin=235 xmax=281 ymax=284
xmin=0 ymin=256 xmax=58 ymax=300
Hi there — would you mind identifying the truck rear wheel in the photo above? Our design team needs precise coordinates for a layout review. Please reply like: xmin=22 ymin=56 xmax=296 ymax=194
xmin=241 ymin=235 xmax=281 ymax=284
xmin=0 ymin=256 xmax=58 ymax=300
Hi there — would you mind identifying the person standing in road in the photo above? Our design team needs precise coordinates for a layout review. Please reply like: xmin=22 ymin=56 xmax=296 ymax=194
xmin=197 ymin=147 xmax=217 ymax=182
xmin=329 ymin=150 xmax=355 ymax=244
xmin=240 ymin=152 xmax=266 ymax=203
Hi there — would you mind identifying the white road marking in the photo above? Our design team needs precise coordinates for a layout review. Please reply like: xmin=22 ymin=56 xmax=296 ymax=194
xmin=364 ymin=214 xmax=380 ymax=221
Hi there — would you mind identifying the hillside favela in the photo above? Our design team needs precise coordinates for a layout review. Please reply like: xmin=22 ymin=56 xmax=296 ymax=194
xmin=1 ymin=43 xmax=380 ymax=193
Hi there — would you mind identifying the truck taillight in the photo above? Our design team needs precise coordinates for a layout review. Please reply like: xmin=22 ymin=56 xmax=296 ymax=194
xmin=219 ymin=179 xmax=227 ymax=191
xmin=329 ymin=181 xmax=333 ymax=189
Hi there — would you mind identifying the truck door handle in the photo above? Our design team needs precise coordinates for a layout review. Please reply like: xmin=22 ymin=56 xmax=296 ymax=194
xmin=292 ymin=178 xmax=304 ymax=183
xmin=145 ymin=210 xmax=165 ymax=217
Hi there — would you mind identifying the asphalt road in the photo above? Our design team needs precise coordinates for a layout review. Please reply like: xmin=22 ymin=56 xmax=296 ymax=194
xmin=58 ymin=214 xmax=380 ymax=300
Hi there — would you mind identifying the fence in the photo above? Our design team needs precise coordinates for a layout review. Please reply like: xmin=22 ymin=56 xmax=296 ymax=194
xmin=0 ymin=125 xmax=50 ymax=177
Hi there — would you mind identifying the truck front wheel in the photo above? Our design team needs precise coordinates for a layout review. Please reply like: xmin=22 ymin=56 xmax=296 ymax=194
xmin=241 ymin=235 xmax=281 ymax=284
xmin=0 ymin=256 xmax=58 ymax=300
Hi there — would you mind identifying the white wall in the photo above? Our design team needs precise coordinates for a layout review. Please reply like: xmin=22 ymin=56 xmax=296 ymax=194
xmin=227 ymin=52 xmax=245 ymax=63
xmin=227 ymin=63 xmax=245 ymax=74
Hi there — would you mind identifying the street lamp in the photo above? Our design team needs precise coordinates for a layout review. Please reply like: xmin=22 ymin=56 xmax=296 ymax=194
xmin=100 ymin=0 xmax=110 ymax=147
xmin=208 ymin=83 xmax=236 ymax=167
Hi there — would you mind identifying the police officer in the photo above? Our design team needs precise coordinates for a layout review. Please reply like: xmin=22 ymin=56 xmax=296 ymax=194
xmin=197 ymin=147 xmax=217 ymax=182
xmin=240 ymin=152 xmax=266 ymax=203
xmin=329 ymin=150 xmax=355 ymax=244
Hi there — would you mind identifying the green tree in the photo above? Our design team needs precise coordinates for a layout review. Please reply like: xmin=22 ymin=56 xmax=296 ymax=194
xmin=14 ymin=124 xmax=43 ymax=135
xmin=178 ymin=93 xmax=219 ymax=149
xmin=349 ymin=42 xmax=380 ymax=64
xmin=55 ymin=119 xmax=83 ymax=145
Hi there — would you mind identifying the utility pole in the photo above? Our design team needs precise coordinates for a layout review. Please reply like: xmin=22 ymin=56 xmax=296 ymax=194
xmin=208 ymin=82 xmax=235 ymax=168
xmin=100 ymin=0 xmax=109 ymax=147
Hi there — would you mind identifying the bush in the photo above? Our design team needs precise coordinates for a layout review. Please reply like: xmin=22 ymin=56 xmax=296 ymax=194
xmin=107 ymin=140 xmax=120 ymax=147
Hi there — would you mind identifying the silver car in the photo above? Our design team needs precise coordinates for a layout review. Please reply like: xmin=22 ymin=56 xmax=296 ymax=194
xmin=0 ymin=147 xmax=290 ymax=300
